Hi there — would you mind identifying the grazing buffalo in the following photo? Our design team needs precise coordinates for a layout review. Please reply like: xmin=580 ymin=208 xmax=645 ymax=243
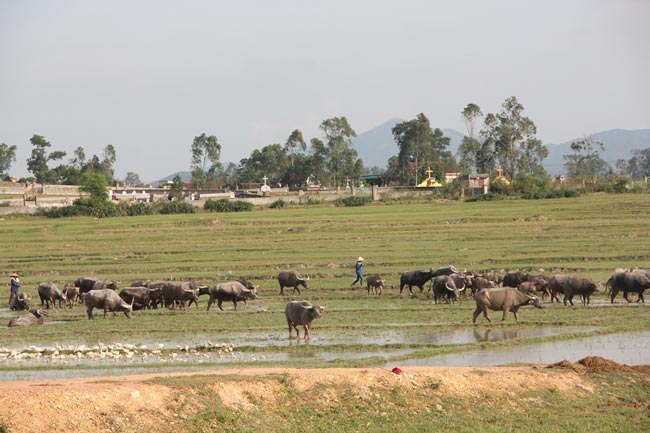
xmin=366 ymin=275 xmax=385 ymax=295
xmin=38 ymin=283 xmax=67 ymax=309
xmin=85 ymin=289 xmax=133 ymax=319
xmin=431 ymin=275 xmax=463 ymax=304
xmin=9 ymin=291 xmax=30 ymax=311
xmin=555 ymin=276 xmax=600 ymax=306
xmin=470 ymin=276 xmax=496 ymax=294
xmin=473 ymin=287 xmax=543 ymax=323
xmin=207 ymin=281 xmax=258 ymax=311
xmin=278 ymin=270 xmax=310 ymax=295
xmin=63 ymin=285 xmax=80 ymax=308
xmin=285 ymin=300 xmax=324 ymax=340
xmin=8 ymin=309 xmax=47 ymax=327
xmin=161 ymin=281 xmax=199 ymax=309
xmin=609 ymin=272 xmax=650 ymax=303
xmin=400 ymin=265 xmax=458 ymax=297
xmin=119 ymin=287 xmax=161 ymax=309
xmin=74 ymin=277 xmax=98 ymax=293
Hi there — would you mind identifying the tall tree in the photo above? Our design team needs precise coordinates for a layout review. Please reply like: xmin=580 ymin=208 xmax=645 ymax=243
xmin=319 ymin=117 xmax=358 ymax=187
xmin=26 ymin=135 xmax=66 ymax=183
xmin=191 ymin=133 xmax=222 ymax=188
xmin=458 ymin=103 xmax=483 ymax=173
xmin=480 ymin=97 xmax=547 ymax=179
xmin=124 ymin=172 xmax=143 ymax=187
xmin=0 ymin=142 xmax=17 ymax=177
xmin=238 ymin=144 xmax=288 ymax=185
xmin=563 ymin=137 xmax=609 ymax=178
xmin=626 ymin=147 xmax=650 ymax=179
xmin=284 ymin=129 xmax=306 ymax=182
xmin=393 ymin=114 xmax=433 ymax=185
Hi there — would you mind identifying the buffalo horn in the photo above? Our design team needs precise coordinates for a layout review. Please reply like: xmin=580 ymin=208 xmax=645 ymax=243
xmin=445 ymin=282 xmax=455 ymax=292
xmin=458 ymin=282 xmax=466 ymax=291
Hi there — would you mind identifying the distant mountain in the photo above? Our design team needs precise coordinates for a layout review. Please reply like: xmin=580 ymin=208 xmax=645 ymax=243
xmin=545 ymin=129 xmax=650 ymax=175
xmin=352 ymin=118 xmax=464 ymax=168
xmin=153 ymin=171 xmax=192 ymax=186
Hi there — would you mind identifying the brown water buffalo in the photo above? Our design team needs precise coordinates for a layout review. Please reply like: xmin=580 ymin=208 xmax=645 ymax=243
xmin=278 ymin=270 xmax=310 ymax=295
xmin=38 ymin=283 xmax=67 ymax=309
xmin=206 ymin=281 xmax=258 ymax=311
xmin=609 ymin=272 xmax=650 ymax=303
xmin=160 ymin=281 xmax=199 ymax=309
xmin=470 ymin=276 xmax=496 ymax=295
xmin=8 ymin=309 xmax=47 ymax=327
xmin=85 ymin=289 xmax=133 ymax=319
xmin=285 ymin=300 xmax=324 ymax=340
xmin=63 ymin=285 xmax=80 ymax=308
xmin=473 ymin=287 xmax=543 ymax=323
xmin=366 ymin=275 xmax=385 ymax=295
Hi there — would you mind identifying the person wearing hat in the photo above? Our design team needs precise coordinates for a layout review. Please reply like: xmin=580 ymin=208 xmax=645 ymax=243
xmin=351 ymin=257 xmax=364 ymax=287
xmin=9 ymin=272 xmax=20 ymax=307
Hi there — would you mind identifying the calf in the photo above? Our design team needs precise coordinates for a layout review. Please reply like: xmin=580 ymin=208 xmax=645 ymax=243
xmin=366 ymin=275 xmax=385 ymax=295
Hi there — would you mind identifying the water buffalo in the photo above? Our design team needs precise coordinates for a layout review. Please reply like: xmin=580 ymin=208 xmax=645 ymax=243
xmin=9 ymin=291 xmax=30 ymax=311
xmin=63 ymin=285 xmax=80 ymax=308
xmin=278 ymin=270 xmax=310 ymax=295
xmin=609 ymin=272 xmax=650 ymax=303
xmin=161 ymin=281 xmax=199 ymax=309
xmin=518 ymin=278 xmax=550 ymax=299
xmin=366 ymin=275 xmax=385 ymax=295
xmin=74 ymin=277 xmax=98 ymax=293
xmin=8 ymin=309 xmax=47 ymax=327
xmin=470 ymin=276 xmax=496 ymax=294
xmin=119 ymin=287 xmax=161 ymax=309
xmin=285 ymin=300 xmax=324 ymax=340
xmin=554 ymin=276 xmax=600 ymax=306
xmin=85 ymin=289 xmax=133 ymax=319
xmin=399 ymin=265 xmax=458 ymax=297
xmin=38 ymin=283 xmax=67 ymax=309
xmin=206 ymin=281 xmax=258 ymax=311
xmin=480 ymin=271 xmax=503 ymax=286
xmin=431 ymin=275 xmax=462 ymax=304
xmin=472 ymin=287 xmax=544 ymax=323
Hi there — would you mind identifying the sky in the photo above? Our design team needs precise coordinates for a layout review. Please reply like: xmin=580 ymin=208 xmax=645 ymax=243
xmin=1 ymin=0 xmax=649 ymax=182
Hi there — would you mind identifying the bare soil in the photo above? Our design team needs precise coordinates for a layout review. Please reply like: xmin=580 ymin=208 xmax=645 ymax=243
xmin=0 ymin=357 xmax=647 ymax=433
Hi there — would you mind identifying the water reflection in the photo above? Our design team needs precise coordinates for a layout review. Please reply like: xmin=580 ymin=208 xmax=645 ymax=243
xmin=473 ymin=328 xmax=521 ymax=342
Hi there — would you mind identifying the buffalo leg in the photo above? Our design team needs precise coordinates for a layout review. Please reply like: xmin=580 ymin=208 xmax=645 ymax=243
xmin=501 ymin=307 xmax=510 ymax=321
xmin=217 ymin=299 xmax=224 ymax=311
xmin=293 ymin=286 xmax=301 ymax=296
xmin=206 ymin=296 xmax=214 ymax=311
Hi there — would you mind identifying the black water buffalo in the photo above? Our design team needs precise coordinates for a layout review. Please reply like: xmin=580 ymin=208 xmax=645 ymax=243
xmin=9 ymin=291 xmax=30 ymax=311
xmin=556 ymin=276 xmax=600 ymax=306
xmin=92 ymin=279 xmax=118 ymax=291
xmin=207 ymin=281 xmax=258 ymax=311
xmin=161 ymin=281 xmax=199 ymax=309
xmin=74 ymin=277 xmax=98 ymax=293
xmin=85 ymin=289 xmax=133 ymax=319
xmin=547 ymin=275 xmax=573 ymax=303
xmin=431 ymin=275 xmax=463 ymax=304
xmin=278 ymin=270 xmax=310 ymax=295
xmin=366 ymin=275 xmax=385 ymax=295
xmin=119 ymin=287 xmax=161 ymax=309
xmin=473 ymin=287 xmax=543 ymax=323
xmin=38 ymin=283 xmax=67 ymax=309
xmin=284 ymin=300 xmax=324 ymax=340
xmin=609 ymin=272 xmax=650 ymax=303
xmin=8 ymin=309 xmax=47 ymax=327
xmin=399 ymin=265 xmax=458 ymax=297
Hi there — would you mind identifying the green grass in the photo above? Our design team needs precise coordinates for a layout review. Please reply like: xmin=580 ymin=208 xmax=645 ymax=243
xmin=1 ymin=193 xmax=649 ymax=360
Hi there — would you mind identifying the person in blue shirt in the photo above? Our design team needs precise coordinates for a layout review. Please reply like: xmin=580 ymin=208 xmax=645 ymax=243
xmin=351 ymin=257 xmax=364 ymax=286
xmin=9 ymin=272 xmax=20 ymax=307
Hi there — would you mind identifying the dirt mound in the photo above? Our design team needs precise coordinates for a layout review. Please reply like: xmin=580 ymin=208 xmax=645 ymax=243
xmin=548 ymin=356 xmax=648 ymax=374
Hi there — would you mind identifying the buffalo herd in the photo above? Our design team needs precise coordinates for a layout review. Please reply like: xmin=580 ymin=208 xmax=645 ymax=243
xmin=6 ymin=267 xmax=650 ymax=338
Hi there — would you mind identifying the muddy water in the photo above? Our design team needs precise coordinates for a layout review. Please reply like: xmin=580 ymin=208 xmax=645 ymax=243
xmin=396 ymin=331 xmax=650 ymax=367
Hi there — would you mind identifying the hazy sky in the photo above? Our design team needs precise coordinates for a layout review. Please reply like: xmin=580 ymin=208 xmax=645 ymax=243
xmin=1 ymin=0 xmax=649 ymax=182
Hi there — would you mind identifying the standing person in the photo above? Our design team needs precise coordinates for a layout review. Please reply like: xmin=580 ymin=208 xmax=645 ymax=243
xmin=9 ymin=272 xmax=20 ymax=307
xmin=351 ymin=257 xmax=364 ymax=286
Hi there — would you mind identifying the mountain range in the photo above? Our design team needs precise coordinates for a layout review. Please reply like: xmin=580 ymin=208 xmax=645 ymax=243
xmin=154 ymin=123 xmax=650 ymax=184
xmin=351 ymin=120 xmax=650 ymax=175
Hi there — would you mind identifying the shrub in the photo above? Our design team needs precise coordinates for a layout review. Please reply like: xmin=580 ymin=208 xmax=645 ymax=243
xmin=465 ymin=192 xmax=505 ymax=202
xmin=124 ymin=202 xmax=155 ymax=216
xmin=204 ymin=199 xmax=253 ymax=212
xmin=155 ymin=201 xmax=196 ymax=214
xmin=269 ymin=199 xmax=287 ymax=209
xmin=335 ymin=195 xmax=372 ymax=207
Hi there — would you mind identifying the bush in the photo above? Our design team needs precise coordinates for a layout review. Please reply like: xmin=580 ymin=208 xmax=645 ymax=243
xmin=335 ymin=195 xmax=372 ymax=207
xmin=204 ymin=199 xmax=253 ymax=212
xmin=269 ymin=199 xmax=287 ymax=209
xmin=124 ymin=202 xmax=155 ymax=216
xmin=155 ymin=201 xmax=196 ymax=214
xmin=465 ymin=192 xmax=505 ymax=202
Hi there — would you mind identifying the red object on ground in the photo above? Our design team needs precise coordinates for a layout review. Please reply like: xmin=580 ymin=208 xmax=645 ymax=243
xmin=391 ymin=367 xmax=402 ymax=375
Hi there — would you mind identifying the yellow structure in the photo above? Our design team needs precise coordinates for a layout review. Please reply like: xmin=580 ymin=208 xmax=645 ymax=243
xmin=417 ymin=167 xmax=442 ymax=188
xmin=493 ymin=166 xmax=511 ymax=185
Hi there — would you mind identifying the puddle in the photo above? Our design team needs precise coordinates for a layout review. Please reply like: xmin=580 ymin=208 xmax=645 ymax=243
xmin=396 ymin=331 xmax=650 ymax=367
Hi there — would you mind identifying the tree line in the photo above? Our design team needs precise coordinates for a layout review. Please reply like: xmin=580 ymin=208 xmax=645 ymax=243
xmin=1 ymin=96 xmax=649 ymax=189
